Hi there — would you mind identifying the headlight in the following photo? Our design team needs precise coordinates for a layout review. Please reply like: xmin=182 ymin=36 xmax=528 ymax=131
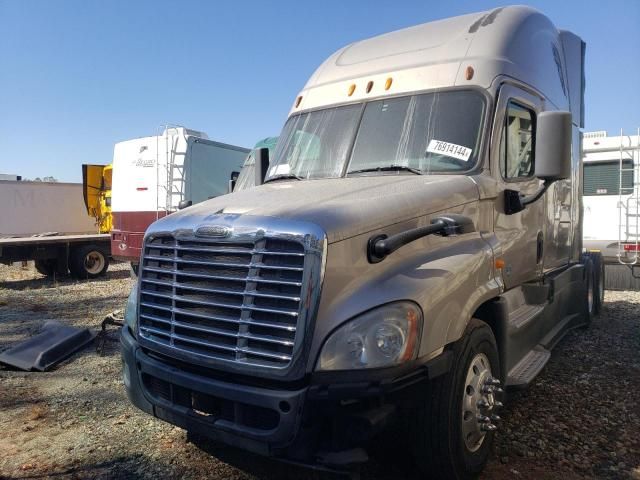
xmin=124 ymin=283 xmax=138 ymax=336
xmin=317 ymin=302 xmax=422 ymax=371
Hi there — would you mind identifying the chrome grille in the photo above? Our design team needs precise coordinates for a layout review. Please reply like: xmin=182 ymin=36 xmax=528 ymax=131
xmin=138 ymin=234 xmax=308 ymax=369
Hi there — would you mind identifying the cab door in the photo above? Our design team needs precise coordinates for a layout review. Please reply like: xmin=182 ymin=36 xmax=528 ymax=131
xmin=492 ymin=84 xmax=545 ymax=289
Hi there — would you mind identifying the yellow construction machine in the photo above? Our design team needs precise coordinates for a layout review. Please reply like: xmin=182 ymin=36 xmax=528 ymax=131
xmin=82 ymin=164 xmax=112 ymax=234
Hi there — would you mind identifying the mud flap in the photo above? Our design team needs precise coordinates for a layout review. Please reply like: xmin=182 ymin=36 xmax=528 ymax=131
xmin=0 ymin=321 xmax=95 ymax=371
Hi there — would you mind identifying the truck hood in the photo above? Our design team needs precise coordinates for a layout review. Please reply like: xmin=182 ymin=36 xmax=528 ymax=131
xmin=162 ymin=175 xmax=479 ymax=243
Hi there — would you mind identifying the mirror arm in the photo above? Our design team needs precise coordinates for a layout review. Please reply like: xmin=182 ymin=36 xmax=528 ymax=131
xmin=522 ymin=179 xmax=553 ymax=206
xmin=505 ymin=179 xmax=554 ymax=215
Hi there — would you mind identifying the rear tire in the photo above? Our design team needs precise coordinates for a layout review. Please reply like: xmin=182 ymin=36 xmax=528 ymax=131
xmin=581 ymin=255 xmax=595 ymax=324
xmin=69 ymin=245 xmax=110 ymax=279
xmin=408 ymin=319 xmax=502 ymax=479
xmin=585 ymin=252 xmax=605 ymax=315
xmin=34 ymin=259 xmax=57 ymax=277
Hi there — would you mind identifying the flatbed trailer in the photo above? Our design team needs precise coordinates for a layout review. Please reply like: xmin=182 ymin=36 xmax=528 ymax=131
xmin=0 ymin=233 xmax=111 ymax=278
xmin=1 ymin=180 xmax=112 ymax=279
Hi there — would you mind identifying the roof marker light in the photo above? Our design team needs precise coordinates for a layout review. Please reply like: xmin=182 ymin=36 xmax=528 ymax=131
xmin=465 ymin=66 xmax=475 ymax=80
xmin=366 ymin=81 xmax=374 ymax=93
xmin=295 ymin=95 xmax=303 ymax=108
xmin=348 ymin=84 xmax=356 ymax=96
xmin=385 ymin=77 xmax=393 ymax=90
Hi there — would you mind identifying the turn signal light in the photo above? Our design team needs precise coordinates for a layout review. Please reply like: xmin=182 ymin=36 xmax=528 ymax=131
xmin=348 ymin=84 xmax=356 ymax=96
xmin=385 ymin=77 xmax=393 ymax=90
xmin=465 ymin=66 xmax=475 ymax=80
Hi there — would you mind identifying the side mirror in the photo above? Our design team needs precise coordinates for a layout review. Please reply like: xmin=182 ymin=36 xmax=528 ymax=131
xmin=505 ymin=110 xmax=572 ymax=215
xmin=534 ymin=111 xmax=572 ymax=181
xmin=254 ymin=148 xmax=269 ymax=186
xmin=178 ymin=200 xmax=192 ymax=210
xmin=228 ymin=171 xmax=240 ymax=193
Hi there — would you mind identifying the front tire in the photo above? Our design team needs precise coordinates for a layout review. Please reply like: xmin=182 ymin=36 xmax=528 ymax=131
xmin=409 ymin=319 xmax=502 ymax=479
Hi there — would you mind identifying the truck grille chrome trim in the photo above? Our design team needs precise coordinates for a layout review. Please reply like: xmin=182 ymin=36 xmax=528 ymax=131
xmin=137 ymin=220 xmax=325 ymax=372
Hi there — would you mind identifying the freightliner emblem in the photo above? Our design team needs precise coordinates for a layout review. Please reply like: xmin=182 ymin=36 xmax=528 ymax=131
xmin=195 ymin=225 xmax=232 ymax=238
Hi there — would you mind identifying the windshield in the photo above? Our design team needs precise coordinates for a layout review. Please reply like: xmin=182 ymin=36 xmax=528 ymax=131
xmin=265 ymin=90 xmax=486 ymax=181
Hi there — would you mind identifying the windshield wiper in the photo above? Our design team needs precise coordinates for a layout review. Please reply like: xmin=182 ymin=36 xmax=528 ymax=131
xmin=348 ymin=165 xmax=423 ymax=175
xmin=264 ymin=174 xmax=304 ymax=183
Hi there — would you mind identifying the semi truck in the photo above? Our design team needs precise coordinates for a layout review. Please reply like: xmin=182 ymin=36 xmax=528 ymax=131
xmin=0 ymin=180 xmax=111 ymax=278
xmin=110 ymin=127 xmax=249 ymax=268
xmin=232 ymin=137 xmax=278 ymax=192
xmin=121 ymin=6 xmax=600 ymax=478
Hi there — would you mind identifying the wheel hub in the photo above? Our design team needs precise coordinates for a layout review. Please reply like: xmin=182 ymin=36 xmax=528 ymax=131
xmin=461 ymin=353 xmax=503 ymax=452
xmin=84 ymin=251 xmax=105 ymax=275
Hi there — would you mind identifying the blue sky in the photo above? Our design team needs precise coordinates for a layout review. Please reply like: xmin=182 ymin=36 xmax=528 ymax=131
xmin=0 ymin=0 xmax=638 ymax=182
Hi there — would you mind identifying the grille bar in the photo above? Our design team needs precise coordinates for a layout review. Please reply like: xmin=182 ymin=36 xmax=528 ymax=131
xmin=140 ymin=310 xmax=297 ymax=332
xmin=141 ymin=277 xmax=301 ymax=302
xmin=140 ymin=330 xmax=293 ymax=362
xmin=141 ymin=290 xmax=299 ymax=316
xmin=142 ymin=266 xmax=303 ymax=287
xmin=140 ymin=318 xmax=294 ymax=346
xmin=138 ymin=233 xmax=307 ymax=369
xmin=144 ymin=255 xmax=305 ymax=272
xmin=149 ymin=243 xmax=305 ymax=257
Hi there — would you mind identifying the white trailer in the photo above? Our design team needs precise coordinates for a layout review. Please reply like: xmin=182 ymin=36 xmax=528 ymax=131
xmin=0 ymin=181 xmax=111 ymax=278
xmin=110 ymin=127 xmax=249 ymax=265
xmin=583 ymin=129 xmax=640 ymax=288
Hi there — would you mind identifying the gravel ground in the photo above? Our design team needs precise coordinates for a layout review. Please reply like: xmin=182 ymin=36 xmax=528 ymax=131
xmin=1 ymin=263 xmax=639 ymax=480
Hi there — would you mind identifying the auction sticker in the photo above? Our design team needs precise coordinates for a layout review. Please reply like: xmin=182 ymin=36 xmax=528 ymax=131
xmin=426 ymin=140 xmax=472 ymax=162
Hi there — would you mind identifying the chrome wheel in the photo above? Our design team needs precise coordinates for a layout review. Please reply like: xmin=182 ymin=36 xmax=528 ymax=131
xmin=461 ymin=353 xmax=503 ymax=452
xmin=84 ymin=251 xmax=106 ymax=275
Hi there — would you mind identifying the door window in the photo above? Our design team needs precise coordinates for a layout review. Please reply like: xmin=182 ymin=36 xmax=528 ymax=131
xmin=500 ymin=102 xmax=535 ymax=179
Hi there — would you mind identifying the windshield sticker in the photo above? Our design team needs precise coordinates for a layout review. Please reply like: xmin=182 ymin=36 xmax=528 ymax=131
xmin=426 ymin=140 xmax=472 ymax=162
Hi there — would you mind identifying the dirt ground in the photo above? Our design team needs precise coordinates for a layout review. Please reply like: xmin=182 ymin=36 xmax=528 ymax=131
xmin=1 ymin=262 xmax=639 ymax=480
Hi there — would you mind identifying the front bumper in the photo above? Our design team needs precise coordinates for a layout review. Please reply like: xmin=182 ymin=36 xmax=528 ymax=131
xmin=121 ymin=326 xmax=449 ymax=467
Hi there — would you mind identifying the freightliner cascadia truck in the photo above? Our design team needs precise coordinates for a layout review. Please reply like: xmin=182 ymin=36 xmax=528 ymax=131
xmin=121 ymin=6 xmax=601 ymax=478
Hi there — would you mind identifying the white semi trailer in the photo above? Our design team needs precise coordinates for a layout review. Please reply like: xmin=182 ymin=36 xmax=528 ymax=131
xmin=0 ymin=180 xmax=111 ymax=278
xmin=582 ymin=130 xmax=640 ymax=289
xmin=110 ymin=127 xmax=249 ymax=266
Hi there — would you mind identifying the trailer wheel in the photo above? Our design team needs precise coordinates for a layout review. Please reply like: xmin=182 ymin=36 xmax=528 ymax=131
xmin=69 ymin=245 xmax=110 ymax=279
xmin=408 ymin=319 xmax=502 ymax=479
xmin=34 ymin=259 xmax=57 ymax=277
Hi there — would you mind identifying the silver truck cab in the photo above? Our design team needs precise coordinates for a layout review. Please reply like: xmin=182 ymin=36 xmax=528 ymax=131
xmin=121 ymin=6 xmax=599 ymax=478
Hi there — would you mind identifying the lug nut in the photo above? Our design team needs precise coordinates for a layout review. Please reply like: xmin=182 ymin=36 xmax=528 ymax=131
xmin=485 ymin=377 xmax=501 ymax=386
xmin=491 ymin=414 xmax=501 ymax=422
xmin=477 ymin=399 xmax=490 ymax=408
xmin=494 ymin=401 xmax=504 ymax=408
xmin=481 ymin=423 xmax=497 ymax=432
xmin=477 ymin=415 xmax=490 ymax=423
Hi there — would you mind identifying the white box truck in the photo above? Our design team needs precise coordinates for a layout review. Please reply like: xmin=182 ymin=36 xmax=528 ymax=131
xmin=0 ymin=180 xmax=111 ymax=278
